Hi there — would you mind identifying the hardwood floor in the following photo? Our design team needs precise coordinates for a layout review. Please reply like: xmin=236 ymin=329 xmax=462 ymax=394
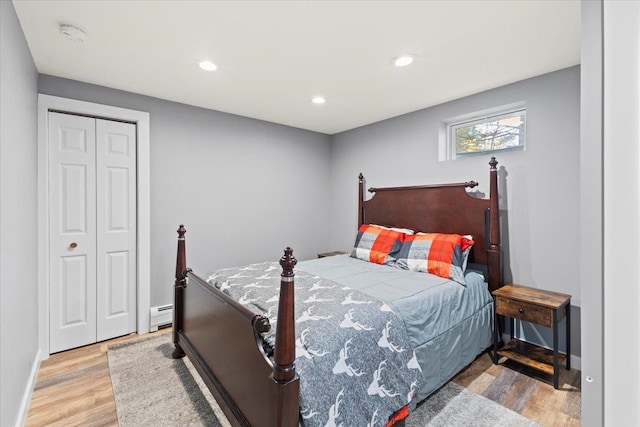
xmin=26 ymin=329 xmax=172 ymax=427
xmin=26 ymin=328 xmax=580 ymax=426
xmin=451 ymin=353 xmax=581 ymax=426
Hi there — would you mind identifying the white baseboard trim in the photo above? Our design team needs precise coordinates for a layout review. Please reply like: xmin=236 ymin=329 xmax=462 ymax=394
xmin=15 ymin=349 xmax=41 ymax=427
xmin=570 ymin=354 xmax=582 ymax=371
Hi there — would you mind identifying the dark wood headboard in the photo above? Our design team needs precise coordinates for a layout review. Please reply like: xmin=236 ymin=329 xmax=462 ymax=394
xmin=357 ymin=157 xmax=501 ymax=292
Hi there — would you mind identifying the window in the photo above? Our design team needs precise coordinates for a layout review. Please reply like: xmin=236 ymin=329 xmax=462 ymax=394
xmin=444 ymin=106 xmax=526 ymax=159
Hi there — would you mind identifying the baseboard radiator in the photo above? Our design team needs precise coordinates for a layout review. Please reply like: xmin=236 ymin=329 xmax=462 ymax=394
xmin=149 ymin=304 xmax=173 ymax=332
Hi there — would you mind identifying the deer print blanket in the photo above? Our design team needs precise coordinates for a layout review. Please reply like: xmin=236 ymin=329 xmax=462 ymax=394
xmin=206 ymin=262 xmax=423 ymax=427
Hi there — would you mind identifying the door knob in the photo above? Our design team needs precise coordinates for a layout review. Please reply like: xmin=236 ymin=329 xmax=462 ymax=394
xmin=69 ymin=242 xmax=77 ymax=249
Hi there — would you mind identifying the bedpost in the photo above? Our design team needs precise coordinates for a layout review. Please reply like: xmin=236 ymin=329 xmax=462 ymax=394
xmin=172 ymin=224 xmax=187 ymax=359
xmin=358 ymin=173 xmax=365 ymax=227
xmin=271 ymin=247 xmax=300 ymax=426
xmin=487 ymin=158 xmax=502 ymax=292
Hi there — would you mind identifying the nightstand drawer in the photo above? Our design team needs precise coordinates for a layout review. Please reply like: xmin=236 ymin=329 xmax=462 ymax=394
xmin=495 ymin=297 xmax=552 ymax=327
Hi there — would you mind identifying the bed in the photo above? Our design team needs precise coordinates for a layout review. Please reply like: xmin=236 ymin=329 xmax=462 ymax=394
xmin=171 ymin=157 xmax=502 ymax=427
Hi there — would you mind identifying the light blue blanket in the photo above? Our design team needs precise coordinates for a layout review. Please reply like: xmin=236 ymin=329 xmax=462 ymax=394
xmin=206 ymin=254 xmax=493 ymax=424
xmin=297 ymin=254 xmax=494 ymax=403
xmin=207 ymin=260 xmax=423 ymax=427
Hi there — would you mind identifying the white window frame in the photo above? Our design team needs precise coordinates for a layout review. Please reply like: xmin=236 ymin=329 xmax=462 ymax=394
xmin=441 ymin=103 xmax=526 ymax=160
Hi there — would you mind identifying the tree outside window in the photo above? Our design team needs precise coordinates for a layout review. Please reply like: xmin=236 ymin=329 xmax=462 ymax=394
xmin=449 ymin=109 xmax=526 ymax=158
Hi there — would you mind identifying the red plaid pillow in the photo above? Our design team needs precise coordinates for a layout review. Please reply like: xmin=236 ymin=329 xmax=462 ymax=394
xmin=396 ymin=233 xmax=474 ymax=284
xmin=350 ymin=224 xmax=407 ymax=266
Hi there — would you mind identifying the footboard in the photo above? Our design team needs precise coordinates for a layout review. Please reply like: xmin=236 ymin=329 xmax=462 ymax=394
xmin=172 ymin=226 xmax=300 ymax=427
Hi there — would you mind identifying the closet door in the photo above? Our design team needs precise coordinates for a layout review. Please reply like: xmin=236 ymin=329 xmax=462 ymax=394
xmin=49 ymin=112 xmax=137 ymax=353
xmin=49 ymin=113 xmax=98 ymax=353
xmin=96 ymin=119 xmax=137 ymax=341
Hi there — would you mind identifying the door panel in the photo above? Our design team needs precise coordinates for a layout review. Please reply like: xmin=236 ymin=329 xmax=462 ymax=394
xmin=60 ymin=255 xmax=89 ymax=325
xmin=106 ymin=251 xmax=129 ymax=315
xmin=49 ymin=112 xmax=97 ymax=353
xmin=49 ymin=112 xmax=137 ymax=352
xmin=96 ymin=119 xmax=137 ymax=341
xmin=106 ymin=167 xmax=130 ymax=230
xmin=60 ymin=164 xmax=89 ymax=233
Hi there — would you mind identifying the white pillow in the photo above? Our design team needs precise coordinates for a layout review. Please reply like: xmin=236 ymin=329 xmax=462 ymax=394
xmin=371 ymin=224 xmax=414 ymax=235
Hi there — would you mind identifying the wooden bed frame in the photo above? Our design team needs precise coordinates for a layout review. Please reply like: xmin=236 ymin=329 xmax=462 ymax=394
xmin=172 ymin=157 xmax=502 ymax=427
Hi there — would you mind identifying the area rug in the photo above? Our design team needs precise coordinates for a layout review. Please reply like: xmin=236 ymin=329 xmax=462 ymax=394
xmin=108 ymin=334 xmax=540 ymax=427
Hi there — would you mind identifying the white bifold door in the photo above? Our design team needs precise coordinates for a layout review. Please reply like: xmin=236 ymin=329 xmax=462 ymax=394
xmin=49 ymin=112 xmax=137 ymax=353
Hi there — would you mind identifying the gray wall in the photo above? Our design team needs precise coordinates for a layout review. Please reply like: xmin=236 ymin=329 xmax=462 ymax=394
xmin=602 ymin=1 xmax=640 ymax=425
xmin=329 ymin=66 xmax=581 ymax=357
xmin=0 ymin=1 xmax=40 ymax=426
xmin=580 ymin=1 xmax=604 ymax=424
xmin=576 ymin=3 xmax=640 ymax=424
xmin=38 ymin=75 xmax=332 ymax=307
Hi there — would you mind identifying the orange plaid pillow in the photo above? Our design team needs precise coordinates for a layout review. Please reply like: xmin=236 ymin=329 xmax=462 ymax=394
xmin=350 ymin=224 xmax=407 ymax=266
xmin=395 ymin=233 xmax=474 ymax=284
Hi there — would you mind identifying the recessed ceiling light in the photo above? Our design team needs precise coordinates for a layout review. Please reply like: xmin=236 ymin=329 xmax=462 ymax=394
xmin=59 ymin=24 xmax=86 ymax=42
xmin=199 ymin=61 xmax=217 ymax=71
xmin=392 ymin=54 xmax=415 ymax=67
xmin=312 ymin=96 xmax=326 ymax=105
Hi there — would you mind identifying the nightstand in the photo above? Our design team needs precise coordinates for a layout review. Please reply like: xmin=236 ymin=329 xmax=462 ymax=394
xmin=492 ymin=284 xmax=571 ymax=389
xmin=317 ymin=251 xmax=347 ymax=258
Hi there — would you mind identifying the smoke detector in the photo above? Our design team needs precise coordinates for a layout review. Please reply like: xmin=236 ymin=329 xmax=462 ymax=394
xmin=59 ymin=24 xmax=86 ymax=42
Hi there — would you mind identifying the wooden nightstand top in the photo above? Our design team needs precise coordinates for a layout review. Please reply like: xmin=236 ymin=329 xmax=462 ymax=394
xmin=493 ymin=284 xmax=571 ymax=310
xmin=317 ymin=251 xmax=348 ymax=258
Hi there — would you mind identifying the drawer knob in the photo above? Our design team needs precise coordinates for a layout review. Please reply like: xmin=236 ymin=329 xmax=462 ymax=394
xmin=519 ymin=308 xmax=524 ymax=314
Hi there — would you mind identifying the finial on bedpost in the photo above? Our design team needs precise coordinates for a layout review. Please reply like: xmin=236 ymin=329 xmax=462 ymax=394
xmin=489 ymin=156 xmax=498 ymax=171
xmin=279 ymin=247 xmax=297 ymax=279
xmin=488 ymin=158 xmax=501 ymax=292
xmin=175 ymin=224 xmax=187 ymax=281
xmin=172 ymin=224 xmax=187 ymax=359
xmin=358 ymin=173 xmax=365 ymax=227
xmin=273 ymin=247 xmax=298 ymax=384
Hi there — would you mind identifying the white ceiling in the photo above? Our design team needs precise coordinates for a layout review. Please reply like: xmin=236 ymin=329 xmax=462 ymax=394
xmin=13 ymin=0 xmax=581 ymax=135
